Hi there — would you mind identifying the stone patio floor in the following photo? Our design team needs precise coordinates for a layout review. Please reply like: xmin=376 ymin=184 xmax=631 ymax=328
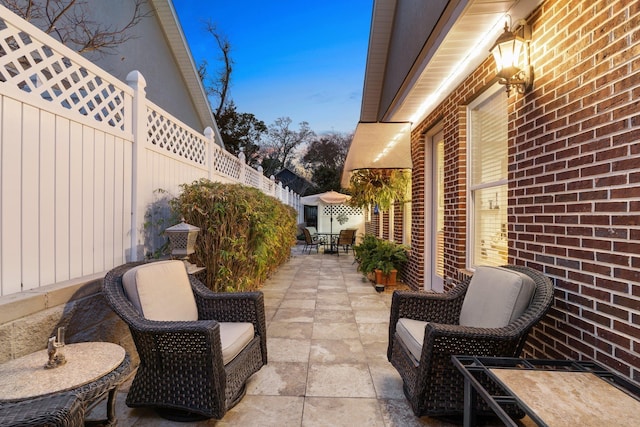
xmin=91 ymin=244 xmax=512 ymax=426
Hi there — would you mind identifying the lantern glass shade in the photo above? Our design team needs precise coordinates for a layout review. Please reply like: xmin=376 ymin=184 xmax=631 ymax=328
xmin=165 ymin=221 xmax=200 ymax=258
xmin=490 ymin=26 xmax=524 ymax=80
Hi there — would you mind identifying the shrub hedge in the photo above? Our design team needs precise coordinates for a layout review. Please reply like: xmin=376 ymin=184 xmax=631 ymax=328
xmin=170 ymin=179 xmax=297 ymax=292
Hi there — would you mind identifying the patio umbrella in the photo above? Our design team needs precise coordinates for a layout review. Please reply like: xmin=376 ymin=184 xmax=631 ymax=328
xmin=318 ymin=191 xmax=351 ymax=241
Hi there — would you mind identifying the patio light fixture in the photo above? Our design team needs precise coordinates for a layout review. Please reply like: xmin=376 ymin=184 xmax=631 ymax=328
xmin=165 ymin=219 xmax=200 ymax=271
xmin=490 ymin=19 xmax=533 ymax=95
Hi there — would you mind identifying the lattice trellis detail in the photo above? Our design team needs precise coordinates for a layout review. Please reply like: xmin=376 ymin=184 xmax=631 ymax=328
xmin=213 ymin=147 xmax=241 ymax=179
xmin=263 ymin=177 xmax=275 ymax=193
xmin=322 ymin=205 xmax=362 ymax=216
xmin=244 ymin=167 xmax=261 ymax=188
xmin=0 ymin=17 xmax=126 ymax=129
xmin=147 ymin=108 xmax=207 ymax=165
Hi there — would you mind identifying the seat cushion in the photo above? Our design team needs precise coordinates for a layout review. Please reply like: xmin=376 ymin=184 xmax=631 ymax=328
xmin=219 ymin=322 xmax=255 ymax=365
xmin=122 ymin=260 xmax=198 ymax=321
xmin=459 ymin=266 xmax=536 ymax=328
xmin=396 ymin=318 xmax=427 ymax=361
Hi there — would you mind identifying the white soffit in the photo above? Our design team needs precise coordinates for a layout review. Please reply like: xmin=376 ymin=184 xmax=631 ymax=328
xmin=360 ymin=0 xmax=397 ymax=122
xmin=386 ymin=0 xmax=543 ymax=124
xmin=341 ymin=122 xmax=411 ymax=187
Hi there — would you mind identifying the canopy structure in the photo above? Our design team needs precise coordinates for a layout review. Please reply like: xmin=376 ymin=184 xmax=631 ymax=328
xmin=341 ymin=122 xmax=412 ymax=187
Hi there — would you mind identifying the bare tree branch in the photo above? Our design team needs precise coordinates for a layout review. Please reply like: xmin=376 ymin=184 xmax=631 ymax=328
xmin=202 ymin=20 xmax=233 ymax=118
xmin=1 ymin=0 xmax=152 ymax=56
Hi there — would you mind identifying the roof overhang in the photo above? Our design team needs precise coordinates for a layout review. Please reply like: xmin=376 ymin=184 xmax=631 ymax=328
xmin=343 ymin=0 xmax=543 ymax=186
xmin=341 ymin=122 xmax=411 ymax=187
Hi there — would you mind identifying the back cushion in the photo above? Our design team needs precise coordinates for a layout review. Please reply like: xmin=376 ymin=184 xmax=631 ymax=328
xmin=459 ymin=266 xmax=536 ymax=328
xmin=122 ymin=260 xmax=198 ymax=321
xmin=306 ymin=227 xmax=318 ymax=236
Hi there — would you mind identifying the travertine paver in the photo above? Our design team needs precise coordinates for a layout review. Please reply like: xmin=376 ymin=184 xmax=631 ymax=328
xmin=88 ymin=243 xmax=507 ymax=426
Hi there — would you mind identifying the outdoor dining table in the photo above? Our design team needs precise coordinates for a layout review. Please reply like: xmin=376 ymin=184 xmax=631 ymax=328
xmin=317 ymin=232 xmax=338 ymax=254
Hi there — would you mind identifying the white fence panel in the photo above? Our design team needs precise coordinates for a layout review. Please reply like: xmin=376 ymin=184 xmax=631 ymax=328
xmin=39 ymin=111 xmax=56 ymax=287
xmin=68 ymin=121 xmax=84 ymax=280
xmin=55 ymin=116 xmax=71 ymax=283
xmin=1 ymin=97 xmax=21 ymax=295
xmin=144 ymin=101 xmax=209 ymax=196
xmin=21 ymin=104 xmax=40 ymax=290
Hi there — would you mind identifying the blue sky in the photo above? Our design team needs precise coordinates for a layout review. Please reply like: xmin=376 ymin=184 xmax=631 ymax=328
xmin=173 ymin=1 xmax=373 ymax=134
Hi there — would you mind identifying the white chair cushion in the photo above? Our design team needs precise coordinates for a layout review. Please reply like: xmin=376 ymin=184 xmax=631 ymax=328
xmin=122 ymin=260 xmax=198 ymax=321
xmin=219 ymin=322 xmax=255 ymax=365
xmin=306 ymin=227 xmax=318 ymax=236
xmin=396 ymin=318 xmax=427 ymax=361
xmin=459 ymin=266 xmax=536 ymax=328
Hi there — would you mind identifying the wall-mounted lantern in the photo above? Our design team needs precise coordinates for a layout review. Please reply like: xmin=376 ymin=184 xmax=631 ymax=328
xmin=490 ymin=20 xmax=533 ymax=95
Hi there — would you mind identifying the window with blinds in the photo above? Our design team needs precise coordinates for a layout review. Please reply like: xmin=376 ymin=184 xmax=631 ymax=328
xmin=468 ymin=87 xmax=508 ymax=268
xmin=435 ymin=138 xmax=445 ymax=278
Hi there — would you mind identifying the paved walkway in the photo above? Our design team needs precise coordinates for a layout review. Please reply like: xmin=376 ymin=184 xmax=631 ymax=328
xmin=96 ymin=245 xmax=461 ymax=426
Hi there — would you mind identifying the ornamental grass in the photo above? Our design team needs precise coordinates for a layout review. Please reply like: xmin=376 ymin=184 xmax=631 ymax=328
xmin=171 ymin=179 xmax=297 ymax=292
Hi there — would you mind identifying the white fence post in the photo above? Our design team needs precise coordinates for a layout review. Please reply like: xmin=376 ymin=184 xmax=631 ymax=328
xmin=204 ymin=127 xmax=214 ymax=181
xmin=257 ymin=166 xmax=264 ymax=192
xmin=126 ymin=70 xmax=148 ymax=262
xmin=238 ymin=151 xmax=246 ymax=185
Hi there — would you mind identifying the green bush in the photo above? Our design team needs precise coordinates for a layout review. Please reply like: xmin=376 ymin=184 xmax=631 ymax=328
xmin=170 ymin=179 xmax=297 ymax=292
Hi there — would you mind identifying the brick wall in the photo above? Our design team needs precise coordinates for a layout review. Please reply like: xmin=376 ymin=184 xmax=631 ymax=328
xmin=406 ymin=55 xmax=496 ymax=290
xmin=382 ymin=210 xmax=390 ymax=240
xmin=511 ymin=0 xmax=640 ymax=380
xmin=393 ymin=203 xmax=404 ymax=242
xmin=404 ymin=0 xmax=640 ymax=382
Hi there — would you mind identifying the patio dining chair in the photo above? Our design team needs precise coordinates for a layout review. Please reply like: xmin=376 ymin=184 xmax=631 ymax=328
xmin=387 ymin=265 xmax=554 ymax=418
xmin=302 ymin=227 xmax=324 ymax=254
xmin=336 ymin=229 xmax=356 ymax=256
xmin=102 ymin=260 xmax=267 ymax=421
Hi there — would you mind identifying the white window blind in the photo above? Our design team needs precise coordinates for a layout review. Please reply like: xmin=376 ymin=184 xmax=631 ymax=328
xmin=468 ymin=88 xmax=508 ymax=268
xmin=435 ymin=138 xmax=445 ymax=278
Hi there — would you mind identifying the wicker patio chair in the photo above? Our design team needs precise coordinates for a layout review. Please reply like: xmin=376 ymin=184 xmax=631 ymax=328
xmin=388 ymin=265 xmax=554 ymax=418
xmin=102 ymin=261 xmax=267 ymax=421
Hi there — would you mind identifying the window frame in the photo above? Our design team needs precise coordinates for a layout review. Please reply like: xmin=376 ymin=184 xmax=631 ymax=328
xmin=466 ymin=84 xmax=508 ymax=270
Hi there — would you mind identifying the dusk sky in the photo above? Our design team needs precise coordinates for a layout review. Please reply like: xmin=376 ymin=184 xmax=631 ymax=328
xmin=173 ymin=1 xmax=373 ymax=135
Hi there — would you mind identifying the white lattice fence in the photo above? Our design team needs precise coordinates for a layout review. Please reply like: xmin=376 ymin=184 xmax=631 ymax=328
xmin=0 ymin=13 xmax=128 ymax=130
xmin=262 ymin=176 xmax=276 ymax=194
xmin=244 ymin=166 xmax=262 ymax=188
xmin=147 ymin=105 xmax=207 ymax=165
xmin=212 ymin=145 xmax=242 ymax=180
xmin=0 ymin=5 xmax=300 ymax=298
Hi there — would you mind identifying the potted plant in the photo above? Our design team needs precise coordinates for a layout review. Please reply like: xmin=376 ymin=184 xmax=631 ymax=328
xmin=354 ymin=235 xmax=409 ymax=290
xmin=354 ymin=234 xmax=379 ymax=278
xmin=372 ymin=239 xmax=408 ymax=286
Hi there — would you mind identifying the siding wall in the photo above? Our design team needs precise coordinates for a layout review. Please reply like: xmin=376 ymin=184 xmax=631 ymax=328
xmin=406 ymin=0 xmax=640 ymax=382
